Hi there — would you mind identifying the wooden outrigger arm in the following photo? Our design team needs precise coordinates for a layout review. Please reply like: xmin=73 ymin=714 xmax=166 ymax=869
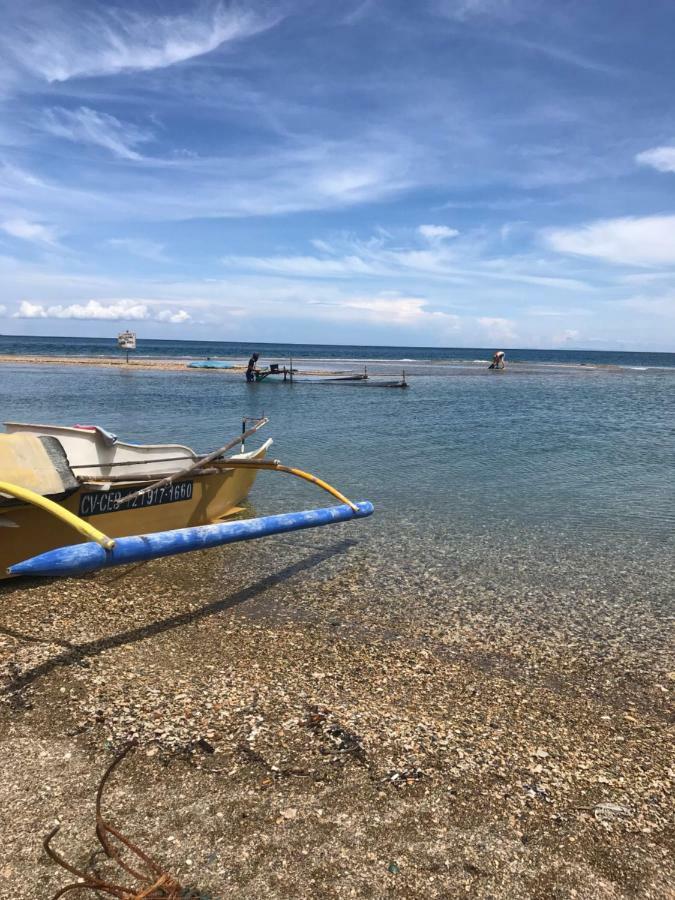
xmin=0 ymin=480 xmax=115 ymax=550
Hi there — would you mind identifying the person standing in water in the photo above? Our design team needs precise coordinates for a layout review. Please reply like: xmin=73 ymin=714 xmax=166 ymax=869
xmin=489 ymin=350 xmax=505 ymax=370
xmin=246 ymin=352 xmax=260 ymax=382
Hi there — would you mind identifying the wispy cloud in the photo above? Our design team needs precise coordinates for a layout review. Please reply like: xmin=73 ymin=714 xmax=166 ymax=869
xmin=107 ymin=238 xmax=169 ymax=262
xmin=1 ymin=217 xmax=59 ymax=246
xmin=418 ymin=224 xmax=460 ymax=242
xmin=2 ymin=2 xmax=279 ymax=84
xmin=223 ymin=228 xmax=589 ymax=290
xmin=436 ymin=0 xmax=524 ymax=23
xmin=545 ymin=215 xmax=675 ymax=267
xmin=509 ymin=37 xmax=617 ymax=75
xmin=13 ymin=298 xmax=191 ymax=322
xmin=636 ymin=145 xmax=675 ymax=173
xmin=41 ymin=107 xmax=152 ymax=160
xmin=0 ymin=138 xmax=419 ymax=223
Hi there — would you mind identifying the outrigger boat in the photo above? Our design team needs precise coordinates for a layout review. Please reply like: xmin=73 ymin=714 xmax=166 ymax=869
xmin=0 ymin=419 xmax=373 ymax=579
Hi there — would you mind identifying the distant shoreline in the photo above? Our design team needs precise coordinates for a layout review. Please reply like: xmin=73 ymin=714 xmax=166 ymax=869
xmin=1 ymin=353 xmax=674 ymax=377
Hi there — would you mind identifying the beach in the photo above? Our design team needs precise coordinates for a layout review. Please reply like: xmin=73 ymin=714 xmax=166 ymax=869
xmin=0 ymin=347 xmax=673 ymax=897
xmin=0 ymin=354 xmax=217 ymax=372
xmin=1 ymin=538 xmax=672 ymax=899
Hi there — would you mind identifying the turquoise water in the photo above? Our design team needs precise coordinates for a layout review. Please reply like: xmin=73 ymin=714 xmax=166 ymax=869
xmin=1 ymin=355 xmax=673 ymax=656
xmin=2 ymin=359 xmax=673 ymax=541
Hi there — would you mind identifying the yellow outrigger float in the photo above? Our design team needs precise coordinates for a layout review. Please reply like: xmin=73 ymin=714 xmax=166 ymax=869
xmin=0 ymin=420 xmax=373 ymax=579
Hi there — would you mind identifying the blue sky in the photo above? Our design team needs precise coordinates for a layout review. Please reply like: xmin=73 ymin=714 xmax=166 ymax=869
xmin=1 ymin=0 xmax=674 ymax=349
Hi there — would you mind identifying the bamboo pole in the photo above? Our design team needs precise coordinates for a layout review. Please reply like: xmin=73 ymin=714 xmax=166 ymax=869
xmin=210 ymin=458 xmax=358 ymax=511
xmin=115 ymin=417 xmax=268 ymax=508
xmin=79 ymin=468 xmax=219 ymax=484
xmin=0 ymin=480 xmax=115 ymax=549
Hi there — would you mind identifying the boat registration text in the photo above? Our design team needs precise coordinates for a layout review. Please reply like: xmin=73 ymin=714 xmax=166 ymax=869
xmin=79 ymin=481 xmax=194 ymax=517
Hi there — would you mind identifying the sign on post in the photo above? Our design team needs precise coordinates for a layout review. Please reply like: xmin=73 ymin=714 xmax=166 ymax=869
xmin=117 ymin=330 xmax=136 ymax=363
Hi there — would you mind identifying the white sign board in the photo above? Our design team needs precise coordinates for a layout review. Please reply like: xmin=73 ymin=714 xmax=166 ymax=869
xmin=117 ymin=331 xmax=136 ymax=350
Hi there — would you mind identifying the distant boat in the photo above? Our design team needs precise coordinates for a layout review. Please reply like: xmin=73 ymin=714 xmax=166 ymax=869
xmin=0 ymin=420 xmax=373 ymax=578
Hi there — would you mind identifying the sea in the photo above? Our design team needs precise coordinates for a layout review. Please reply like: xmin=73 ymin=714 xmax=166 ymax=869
xmin=1 ymin=335 xmax=673 ymax=660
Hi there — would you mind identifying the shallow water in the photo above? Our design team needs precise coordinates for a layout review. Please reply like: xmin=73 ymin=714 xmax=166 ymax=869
xmin=1 ymin=361 xmax=673 ymax=648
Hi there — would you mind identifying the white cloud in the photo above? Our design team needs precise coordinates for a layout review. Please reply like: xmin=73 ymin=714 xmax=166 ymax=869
xmin=42 ymin=107 xmax=152 ymax=161
xmin=418 ymin=224 xmax=459 ymax=242
xmin=3 ymin=3 xmax=278 ymax=84
xmin=1 ymin=218 xmax=59 ymax=246
xmin=157 ymin=309 xmax=191 ymax=323
xmin=2 ymin=249 xmax=673 ymax=348
xmin=545 ymin=215 xmax=675 ymax=266
xmin=13 ymin=298 xmax=190 ymax=322
xmin=332 ymin=295 xmax=460 ymax=328
xmin=635 ymin=146 xmax=675 ymax=173
xmin=0 ymin=305 xmax=6 ymax=316
xmin=15 ymin=300 xmax=48 ymax=318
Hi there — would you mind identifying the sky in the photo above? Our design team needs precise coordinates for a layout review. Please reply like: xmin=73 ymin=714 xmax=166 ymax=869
xmin=1 ymin=0 xmax=674 ymax=350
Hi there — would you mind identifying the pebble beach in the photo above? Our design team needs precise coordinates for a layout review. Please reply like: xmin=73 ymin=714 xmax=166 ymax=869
xmin=1 ymin=529 xmax=672 ymax=899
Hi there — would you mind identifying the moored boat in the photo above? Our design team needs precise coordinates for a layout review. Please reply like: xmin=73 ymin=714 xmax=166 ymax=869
xmin=0 ymin=419 xmax=373 ymax=579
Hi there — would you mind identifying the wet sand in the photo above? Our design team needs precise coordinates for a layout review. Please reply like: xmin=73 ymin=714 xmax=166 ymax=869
xmin=0 ymin=354 xmax=219 ymax=372
xmin=0 ymin=534 xmax=672 ymax=899
xmin=0 ymin=356 xmax=349 ymax=378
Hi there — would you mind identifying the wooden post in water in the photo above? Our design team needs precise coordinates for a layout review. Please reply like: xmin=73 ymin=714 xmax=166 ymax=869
xmin=290 ymin=356 xmax=293 ymax=384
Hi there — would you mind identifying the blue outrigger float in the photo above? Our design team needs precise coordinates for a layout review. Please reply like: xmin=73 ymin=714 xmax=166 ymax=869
xmin=0 ymin=418 xmax=373 ymax=580
xmin=9 ymin=501 xmax=373 ymax=578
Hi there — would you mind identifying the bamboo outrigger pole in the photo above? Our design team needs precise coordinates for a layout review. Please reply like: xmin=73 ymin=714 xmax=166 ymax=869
xmin=210 ymin=459 xmax=359 ymax=511
xmin=115 ymin=417 xmax=268 ymax=508
xmin=0 ymin=481 xmax=115 ymax=549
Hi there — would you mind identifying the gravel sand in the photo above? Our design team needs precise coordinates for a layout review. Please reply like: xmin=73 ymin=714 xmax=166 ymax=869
xmin=0 ymin=535 xmax=672 ymax=899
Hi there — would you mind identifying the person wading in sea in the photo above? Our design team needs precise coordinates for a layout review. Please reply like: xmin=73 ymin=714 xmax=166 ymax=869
xmin=488 ymin=350 xmax=505 ymax=370
xmin=246 ymin=352 xmax=260 ymax=382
